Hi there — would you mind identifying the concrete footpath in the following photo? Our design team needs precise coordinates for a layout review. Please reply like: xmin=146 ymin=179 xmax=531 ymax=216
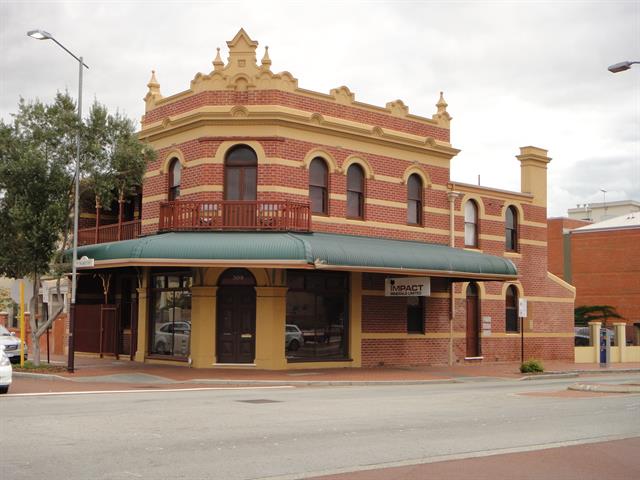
xmin=8 ymin=354 xmax=640 ymax=393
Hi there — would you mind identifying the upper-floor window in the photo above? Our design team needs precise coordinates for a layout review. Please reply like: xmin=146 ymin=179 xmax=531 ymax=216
xmin=505 ymin=206 xmax=518 ymax=251
xmin=346 ymin=164 xmax=365 ymax=219
xmin=309 ymin=157 xmax=328 ymax=215
xmin=225 ymin=145 xmax=257 ymax=201
xmin=505 ymin=285 xmax=519 ymax=332
xmin=464 ymin=200 xmax=479 ymax=247
xmin=407 ymin=174 xmax=423 ymax=225
xmin=168 ymin=158 xmax=181 ymax=201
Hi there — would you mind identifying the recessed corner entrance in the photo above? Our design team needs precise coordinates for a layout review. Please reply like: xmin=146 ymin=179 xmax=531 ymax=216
xmin=216 ymin=268 xmax=256 ymax=364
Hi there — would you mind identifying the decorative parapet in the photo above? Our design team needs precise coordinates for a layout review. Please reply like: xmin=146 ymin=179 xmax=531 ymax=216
xmin=141 ymin=29 xmax=450 ymax=141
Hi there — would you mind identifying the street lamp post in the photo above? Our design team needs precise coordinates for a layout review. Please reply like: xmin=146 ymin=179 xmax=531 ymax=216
xmin=608 ymin=61 xmax=640 ymax=73
xmin=28 ymin=29 xmax=88 ymax=373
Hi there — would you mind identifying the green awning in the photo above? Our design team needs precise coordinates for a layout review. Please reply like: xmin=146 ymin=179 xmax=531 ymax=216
xmin=73 ymin=232 xmax=517 ymax=280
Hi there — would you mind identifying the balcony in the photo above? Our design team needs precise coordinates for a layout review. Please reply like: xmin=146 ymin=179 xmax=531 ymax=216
xmin=78 ymin=220 xmax=141 ymax=246
xmin=159 ymin=200 xmax=311 ymax=233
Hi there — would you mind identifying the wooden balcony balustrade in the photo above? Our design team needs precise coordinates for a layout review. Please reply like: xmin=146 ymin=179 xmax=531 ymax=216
xmin=158 ymin=200 xmax=312 ymax=232
xmin=77 ymin=219 xmax=141 ymax=246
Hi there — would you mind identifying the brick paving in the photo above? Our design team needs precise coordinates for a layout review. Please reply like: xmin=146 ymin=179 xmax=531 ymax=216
xmin=11 ymin=354 xmax=640 ymax=389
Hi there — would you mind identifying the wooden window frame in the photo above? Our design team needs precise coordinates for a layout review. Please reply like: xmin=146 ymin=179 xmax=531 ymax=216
xmin=346 ymin=164 xmax=365 ymax=220
xmin=168 ymin=159 xmax=181 ymax=201
xmin=224 ymin=145 xmax=258 ymax=201
xmin=505 ymin=285 xmax=519 ymax=333
xmin=464 ymin=200 xmax=479 ymax=247
xmin=505 ymin=206 xmax=518 ymax=252
xmin=407 ymin=174 xmax=423 ymax=226
xmin=407 ymin=296 xmax=425 ymax=334
xmin=309 ymin=157 xmax=329 ymax=215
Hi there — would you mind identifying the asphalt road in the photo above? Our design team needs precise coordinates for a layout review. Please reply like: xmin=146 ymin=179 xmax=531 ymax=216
xmin=2 ymin=375 xmax=639 ymax=480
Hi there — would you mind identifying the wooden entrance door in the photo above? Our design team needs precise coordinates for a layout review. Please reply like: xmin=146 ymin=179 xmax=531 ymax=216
xmin=217 ymin=286 xmax=256 ymax=363
xmin=466 ymin=283 xmax=480 ymax=357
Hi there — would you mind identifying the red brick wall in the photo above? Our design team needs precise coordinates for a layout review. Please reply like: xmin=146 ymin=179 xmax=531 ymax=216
xmin=547 ymin=217 xmax=591 ymax=278
xmin=135 ymin=67 xmax=576 ymax=367
xmin=143 ymin=90 xmax=450 ymax=142
xmin=571 ymin=228 xmax=640 ymax=340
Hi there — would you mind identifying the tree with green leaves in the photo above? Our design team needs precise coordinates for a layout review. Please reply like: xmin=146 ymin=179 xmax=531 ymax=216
xmin=574 ymin=305 xmax=624 ymax=328
xmin=0 ymin=93 xmax=153 ymax=365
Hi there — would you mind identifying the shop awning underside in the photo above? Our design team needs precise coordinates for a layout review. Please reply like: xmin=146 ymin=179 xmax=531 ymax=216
xmin=74 ymin=232 xmax=517 ymax=280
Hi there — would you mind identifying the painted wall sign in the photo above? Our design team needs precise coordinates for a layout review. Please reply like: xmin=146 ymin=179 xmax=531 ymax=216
xmin=384 ymin=277 xmax=431 ymax=297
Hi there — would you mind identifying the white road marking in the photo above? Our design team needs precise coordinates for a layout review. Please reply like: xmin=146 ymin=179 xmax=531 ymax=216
xmin=3 ymin=385 xmax=295 ymax=397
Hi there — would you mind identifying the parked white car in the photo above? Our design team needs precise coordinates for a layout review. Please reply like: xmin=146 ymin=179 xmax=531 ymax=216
xmin=0 ymin=325 xmax=27 ymax=363
xmin=154 ymin=322 xmax=191 ymax=356
xmin=285 ymin=324 xmax=304 ymax=351
xmin=0 ymin=345 xmax=12 ymax=394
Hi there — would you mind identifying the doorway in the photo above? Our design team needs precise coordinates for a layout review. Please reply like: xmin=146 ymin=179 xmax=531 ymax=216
xmin=216 ymin=269 xmax=256 ymax=363
xmin=466 ymin=283 xmax=480 ymax=358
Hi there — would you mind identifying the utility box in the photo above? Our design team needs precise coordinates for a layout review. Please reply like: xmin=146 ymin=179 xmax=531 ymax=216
xmin=599 ymin=328 xmax=612 ymax=367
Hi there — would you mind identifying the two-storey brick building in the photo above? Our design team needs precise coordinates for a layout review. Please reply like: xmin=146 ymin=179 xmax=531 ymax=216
xmin=73 ymin=30 xmax=574 ymax=369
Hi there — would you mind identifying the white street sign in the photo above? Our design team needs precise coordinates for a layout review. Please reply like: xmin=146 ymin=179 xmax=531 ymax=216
xmin=76 ymin=256 xmax=95 ymax=268
xmin=519 ymin=298 xmax=528 ymax=318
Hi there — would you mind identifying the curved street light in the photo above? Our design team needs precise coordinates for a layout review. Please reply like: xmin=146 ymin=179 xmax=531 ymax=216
xmin=608 ymin=61 xmax=640 ymax=73
xmin=28 ymin=29 xmax=89 ymax=373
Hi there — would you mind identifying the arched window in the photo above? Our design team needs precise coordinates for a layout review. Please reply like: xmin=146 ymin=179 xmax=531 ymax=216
xmin=346 ymin=164 xmax=365 ymax=219
xmin=505 ymin=285 xmax=519 ymax=332
xmin=464 ymin=200 xmax=479 ymax=247
xmin=224 ymin=145 xmax=257 ymax=201
xmin=407 ymin=174 xmax=423 ymax=225
xmin=168 ymin=159 xmax=181 ymax=201
xmin=309 ymin=157 xmax=328 ymax=215
xmin=505 ymin=206 xmax=518 ymax=251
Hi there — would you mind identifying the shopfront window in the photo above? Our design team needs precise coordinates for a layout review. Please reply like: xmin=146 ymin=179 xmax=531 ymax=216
xmin=149 ymin=272 xmax=192 ymax=358
xmin=286 ymin=271 xmax=348 ymax=361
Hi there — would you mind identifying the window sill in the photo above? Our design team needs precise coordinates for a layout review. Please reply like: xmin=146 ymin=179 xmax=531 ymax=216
xmin=504 ymin=251 xmax=522 ymax=258
xmin=146 ymin=354 xmax=189 ymax=362
xmin=287 ymin=357 xmax=352 ymax=363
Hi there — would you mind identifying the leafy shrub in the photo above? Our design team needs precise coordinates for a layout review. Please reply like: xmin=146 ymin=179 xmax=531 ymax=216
xmin=520 ymin=359 xmax=544 ymax=373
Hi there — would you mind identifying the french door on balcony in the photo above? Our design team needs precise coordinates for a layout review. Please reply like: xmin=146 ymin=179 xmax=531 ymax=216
xmin=224 ymin=145 xmax=258 ymax=228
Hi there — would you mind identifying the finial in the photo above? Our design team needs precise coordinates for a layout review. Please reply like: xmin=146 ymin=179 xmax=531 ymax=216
xmin=213 ymin=47 xmax=224 ymax=71
xmin=261 ymin=46 xmax=272 ymax=70
xmin=147 ymin=70 xmax=160 ymax=90
xmin=144 ymin=70 xmax=163 ymax=108
xmin=436 ymin=91 xmax=448 ymax=114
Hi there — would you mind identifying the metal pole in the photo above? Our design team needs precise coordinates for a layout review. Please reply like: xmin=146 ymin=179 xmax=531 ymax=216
xmin=19 ymin=280 xmax=25 ymax=367
xmin=520 ymin=316 xmax=524 ymax=364
xmin=67 ymin=55 xmax=83 ymax=373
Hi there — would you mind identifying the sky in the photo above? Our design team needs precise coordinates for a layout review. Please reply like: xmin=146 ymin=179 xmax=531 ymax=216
xmin=1 ymin=0 xmax=639 ymax=217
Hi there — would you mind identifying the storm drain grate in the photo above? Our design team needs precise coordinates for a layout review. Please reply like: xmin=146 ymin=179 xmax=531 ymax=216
xmin=236 ymin=399 xmax=282 ymax=404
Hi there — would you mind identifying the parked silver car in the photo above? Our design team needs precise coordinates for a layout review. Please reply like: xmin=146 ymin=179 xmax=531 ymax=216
xmin=0 ymin=325 xmax=27 ymax=363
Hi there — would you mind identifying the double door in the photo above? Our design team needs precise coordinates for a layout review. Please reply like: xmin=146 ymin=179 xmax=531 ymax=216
xmin=217 ymin=287 xmax=256 ymax=363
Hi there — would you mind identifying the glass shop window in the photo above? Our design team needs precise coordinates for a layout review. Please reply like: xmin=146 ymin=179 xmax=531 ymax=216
xmin=149 ymin=273 xmax=192 ymax=358
xmin=286 ymin=271 xmax=348 ymax=361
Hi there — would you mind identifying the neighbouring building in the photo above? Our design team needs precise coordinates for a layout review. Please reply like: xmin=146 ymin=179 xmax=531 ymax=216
xmin=568 ymin=200 xmax=640 ymax=223
xmin=548 ymin=212 xmax=640 ymax=345
xmin=71 ymin=29 xmax=574 ymax=369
